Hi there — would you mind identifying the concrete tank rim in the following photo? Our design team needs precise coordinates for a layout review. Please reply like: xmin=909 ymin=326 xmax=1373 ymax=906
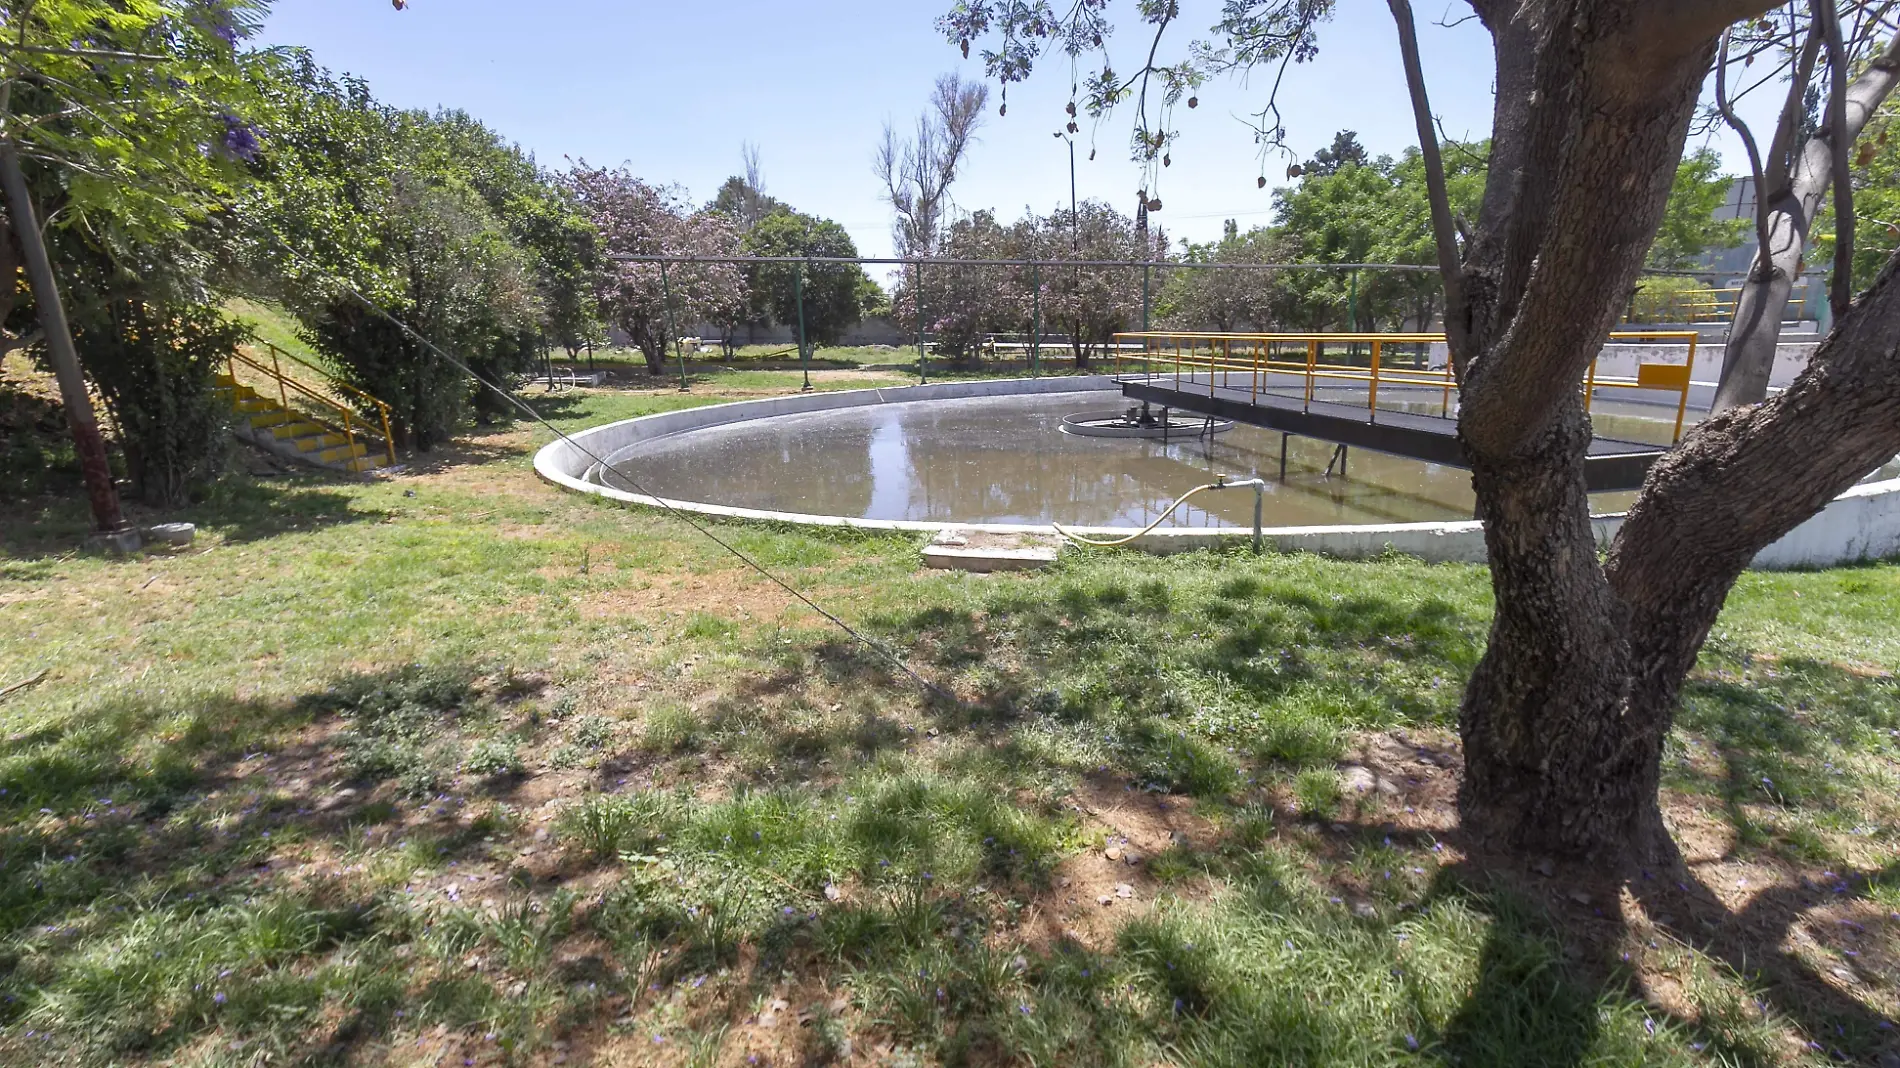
xmin=531 ymin=378 xmax=1900 ymax=541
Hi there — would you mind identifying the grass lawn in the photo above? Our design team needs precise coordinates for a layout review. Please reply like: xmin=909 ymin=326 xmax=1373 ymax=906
xmin=1 ymin=369 xmax=1897 ymax=1067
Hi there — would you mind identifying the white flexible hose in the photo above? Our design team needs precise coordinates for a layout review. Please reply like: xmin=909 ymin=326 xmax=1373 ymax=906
xmin=1051 ymin=482 xmax=1223 ymax=548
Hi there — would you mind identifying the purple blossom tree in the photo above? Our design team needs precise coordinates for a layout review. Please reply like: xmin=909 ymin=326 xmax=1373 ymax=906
xmin=567 ymin=166 xmax=747 ymax=375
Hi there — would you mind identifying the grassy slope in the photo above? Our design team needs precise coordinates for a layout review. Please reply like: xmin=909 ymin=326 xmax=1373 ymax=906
xmin=0 ymin=375 xmax=1896 ymax=1067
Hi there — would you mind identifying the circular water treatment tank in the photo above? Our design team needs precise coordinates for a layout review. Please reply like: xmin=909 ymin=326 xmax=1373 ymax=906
xmin=567 ymin=387 xmax=1686 ymax=530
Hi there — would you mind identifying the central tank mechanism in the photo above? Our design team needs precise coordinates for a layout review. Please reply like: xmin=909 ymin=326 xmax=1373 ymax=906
xmin=1059 ymin=401 xmax=1236 ymax=440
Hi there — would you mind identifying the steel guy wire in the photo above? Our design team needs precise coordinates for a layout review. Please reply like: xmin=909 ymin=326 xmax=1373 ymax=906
xmin=221 ymin=214 xmax=968 ymax=709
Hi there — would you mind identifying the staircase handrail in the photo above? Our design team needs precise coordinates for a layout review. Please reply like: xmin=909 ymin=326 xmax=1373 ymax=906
xmin=227 ymin=347 xmax=397 ymax=467
xmin=247 ymin=339 xmax=396 ymax=417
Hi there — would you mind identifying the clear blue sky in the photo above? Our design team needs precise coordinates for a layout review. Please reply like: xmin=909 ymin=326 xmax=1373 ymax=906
xmin=258 ymin=1 xmax=1768 ymax=262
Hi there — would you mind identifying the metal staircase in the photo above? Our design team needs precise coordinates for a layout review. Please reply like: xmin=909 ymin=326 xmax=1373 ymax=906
xmin=217 ymin=341 xmax=397 ymax=474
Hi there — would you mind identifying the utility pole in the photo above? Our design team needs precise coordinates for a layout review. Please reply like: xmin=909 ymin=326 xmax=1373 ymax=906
xmin=0 ymin=146 xmax=136 ymax=548
xmin=1056 ymin=131 xmax=1082 ymax=365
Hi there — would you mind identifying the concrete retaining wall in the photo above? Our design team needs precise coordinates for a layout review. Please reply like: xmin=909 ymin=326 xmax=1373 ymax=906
xmin=534 ymin=377 xmax=1900 ymax=571
xmin=1426 ymin=340 xmax=1820 ymax=411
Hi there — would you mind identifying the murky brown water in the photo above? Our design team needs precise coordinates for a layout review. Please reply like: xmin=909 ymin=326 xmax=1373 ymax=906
xmin=598 ymin=391 xmax=1894 ymax=529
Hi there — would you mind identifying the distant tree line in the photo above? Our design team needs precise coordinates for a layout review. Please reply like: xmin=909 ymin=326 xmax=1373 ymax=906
xmin=888 ymin=130 xmax=1742 ymax=371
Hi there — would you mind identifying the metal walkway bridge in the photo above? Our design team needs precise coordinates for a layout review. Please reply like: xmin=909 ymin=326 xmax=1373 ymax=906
xmin=1110 ymin=331 xmax=1699 ymax=493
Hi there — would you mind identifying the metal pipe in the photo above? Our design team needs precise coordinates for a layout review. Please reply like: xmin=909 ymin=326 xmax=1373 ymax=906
xmin=794 ymin=264 xmax=812 ymax=392
xmin=660 ymin=261 xmax=687 ymax=393
xmin=1674 ymin=335 xmax=1698 ymax=443
xmin=612 ymin=254 xmax=1443 ymax=271
xmin=1212 ymin=475 xmax=1269 ymax=555
xmin=1031 ymin=263 xmax=1041 ymax=378
xmin=1142 ymin=263 xmax=1152 ymax=331
xmin=914 ymin=260 xmax=927 ymax=385
xmin=1368 ymin=339 xmax=1382 ymax=422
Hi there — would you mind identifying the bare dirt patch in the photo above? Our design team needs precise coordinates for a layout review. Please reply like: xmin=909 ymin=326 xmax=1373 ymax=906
xmin=1022 ymin=774 xmax=1222 ymax=948
xmin=577 ymin=571 xmax=810 ymax=628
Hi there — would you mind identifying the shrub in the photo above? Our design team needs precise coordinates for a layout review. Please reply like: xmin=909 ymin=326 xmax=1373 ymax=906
xmin=1293 ymin=768 xmax=1342 ymax=819
xmin=1127 ymin=720 xmax=1241 ymax=798
xmin=641 ymin=703 xmax=702 ymax=754
xmin=558 ymin=792 xmax=681 ymax=861
xmin=464 ymin=738 xmax=523 ymax=777
xmin=1627 ymin=276 xmax=1717 ymax=324
xmin=70 ymin=300 xmax=245 ymax=507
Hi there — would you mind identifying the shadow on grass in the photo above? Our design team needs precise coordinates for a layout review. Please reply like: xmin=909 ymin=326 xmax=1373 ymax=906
xmin=0 ymin=473 xmax=387 ymax=569
xmin=726 ymin=569 xmax=1899 ymax=1064
xmin=4 ymin=558 xmax=1895 ymax=1064
xmin=0 ymin=663 xmax=580 ymax=1061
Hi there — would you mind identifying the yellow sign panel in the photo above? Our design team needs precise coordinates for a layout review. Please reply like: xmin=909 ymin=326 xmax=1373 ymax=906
xmin=1637 ymin=362 xmax=1692 ymax=391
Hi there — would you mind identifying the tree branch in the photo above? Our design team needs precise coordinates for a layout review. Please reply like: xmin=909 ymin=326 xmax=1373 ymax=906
xmin=1818 ymin=0 xmax=1855 ymax=314
xmin=1716 ymin=28 xmax=1777 ymax=272
xmin=1764 ymin=19 xmax=1823 ymax=193
xmin=1389 ymin=0 xmax=1465 ymax=351
xmin=1639 ymin=0 xmax=1788 ymax=44
xmin=0 ymin=43 xmax=168 ymax=63
xmin=0 ymin=327 xmax=42 ymax=357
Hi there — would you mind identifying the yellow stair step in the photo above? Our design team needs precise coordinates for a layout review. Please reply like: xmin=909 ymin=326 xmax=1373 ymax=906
xmin=344 ymin=455 xmax=387 ymax=473
xmin=249 ymin=411 xmax=296 ymax=428
xmin=289 ymin=432 xmax=349 ymax=451
xmin=269 ymin=421 xmax=326 ymax=440
xmin=317 ymin=442 xmax=369 ymax=463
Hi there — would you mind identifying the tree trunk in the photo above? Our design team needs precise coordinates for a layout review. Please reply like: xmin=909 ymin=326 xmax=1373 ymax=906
xmin=1713 ymin=254 xmax=1799 ymax=408
xmin=1446 ymin=3 xmax=1749 ymax=863
xmin=1456 ymin=398 xmax=1657 ymax=856
xmin=631 ymin=321 xmax=666 ymax=376
xmin=1712 ymin=34 xmax=1900 ymax=412
xmin=0 ymin=145 xmax=128 ymax=537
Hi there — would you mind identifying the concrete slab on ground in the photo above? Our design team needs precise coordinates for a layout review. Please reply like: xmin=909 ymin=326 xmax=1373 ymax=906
xmin=923 ymin=529 xmax=1063 ymax=573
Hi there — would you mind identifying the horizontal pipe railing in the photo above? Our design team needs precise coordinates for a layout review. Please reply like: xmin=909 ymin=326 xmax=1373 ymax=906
xmin=1114 ymin=330 xmax=1699 ymax=443
xmin=227 ymin=348 xmax=398 ymax=467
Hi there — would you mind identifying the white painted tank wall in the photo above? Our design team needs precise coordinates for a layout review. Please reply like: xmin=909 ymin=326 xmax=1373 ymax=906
xmin=534 ymin=377 xmax=1900 ymax=572
xmin=1427 ymin=340 xmax=1820 ymax=410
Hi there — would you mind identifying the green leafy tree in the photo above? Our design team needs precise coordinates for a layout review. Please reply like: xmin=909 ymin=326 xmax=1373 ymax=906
xmin=742 ymin=210 xmax=876 ymax=346
xmin=1157 ymin=220 xmax=1291 ymax=331
xmin=1273 ymin=144 xmax=1484 ymax=331
xmin=1302 ymin=129 xmax=1370 ymax=177
xmin=428 ymin=109 xmax=602 ymax=357
xmin=944 ymin=0 xmax=1900 ymax=867
xmin=1274 ymin=159 xmax=1394 ymax=329
xmin=70 ymin=296 xmax=248 ymax=508
xmin=239 ymin=61 xmax=546 ymax=449
xmin=0 ymin=0 xmax=270 ymax=534
xmin=1814 ymin=100 xmax=1900 ymax=295
xmin=1647 ymin=147 xmax=1746 ymax=269
xmin=707 ymin=145 xmax=785 ymax=230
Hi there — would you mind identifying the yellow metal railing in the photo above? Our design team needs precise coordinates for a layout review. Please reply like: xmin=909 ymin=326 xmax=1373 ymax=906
xmin=1628 ymin=287 xmax=1812 ymax=325
xmin=227 ymin=341 xmax=397 ymax=467
xmin=1113 ymin=330 xmax=1701 ymax=444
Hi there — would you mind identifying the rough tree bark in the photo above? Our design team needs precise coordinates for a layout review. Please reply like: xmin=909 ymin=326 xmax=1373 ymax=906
xmin=0 ymin=145 xmax=130 ymax=538
xmin=1711 ymin=30 xmax=1900 ymax=412
xmin=1605 ymin=249 xmax=1900 ymax=835
xmin=1423 ymin=0 xmax=1827 ymax=862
